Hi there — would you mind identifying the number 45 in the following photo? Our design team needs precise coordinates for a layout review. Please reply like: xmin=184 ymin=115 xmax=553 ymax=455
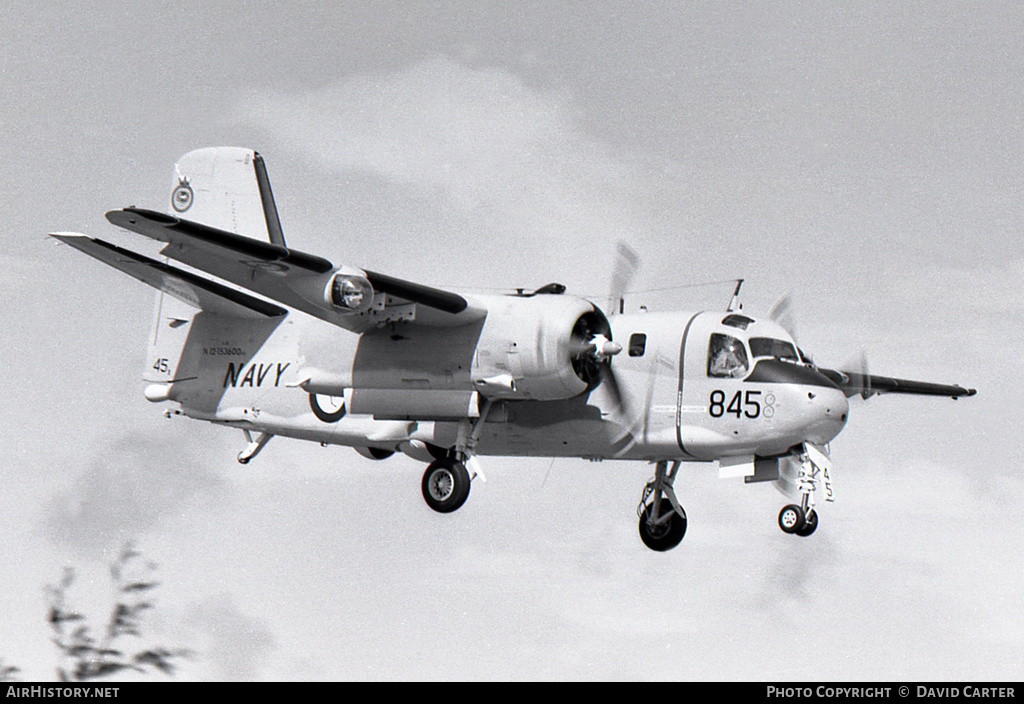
xmin=152 ymin=357 xmax=170 ymax=374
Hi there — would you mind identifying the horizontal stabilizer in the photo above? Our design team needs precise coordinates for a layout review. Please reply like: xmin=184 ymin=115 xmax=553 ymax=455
xmin=52 ymin=233 xmax=287 ymax=319
xmin=817 ymin=367 xmax=976 ymax=399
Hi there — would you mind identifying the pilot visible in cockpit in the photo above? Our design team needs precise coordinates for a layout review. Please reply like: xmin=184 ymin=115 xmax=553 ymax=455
xmin=708 ymin=334 xmax=749 ymax=378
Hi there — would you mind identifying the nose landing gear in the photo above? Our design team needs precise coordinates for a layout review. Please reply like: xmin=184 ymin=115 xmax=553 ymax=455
xmin=777 ymin=442 xmax=831 ymax=537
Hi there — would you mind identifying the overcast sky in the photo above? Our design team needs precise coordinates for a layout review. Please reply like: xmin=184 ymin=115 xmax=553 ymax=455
xmin=1 ymin=1 xmax=1021 ymax=681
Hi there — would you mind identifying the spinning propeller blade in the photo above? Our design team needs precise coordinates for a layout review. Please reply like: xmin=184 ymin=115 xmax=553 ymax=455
xmin=850 ymin=348 xmax=873 ymax=400
xmin=610 ymin=358 xmax=659 ymax=458
xmin=609 ymin=241 xmax=639 ymax=315
xmin=768 ymin=293 xmax=798 ymax=341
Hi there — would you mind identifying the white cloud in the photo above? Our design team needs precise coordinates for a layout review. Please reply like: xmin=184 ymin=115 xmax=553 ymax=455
xmin=236 ymin=56 xmax=655 ymax=289
xmin=183 ymin=594 xmax=276 ymax=681
xmin=44 ymin=431 xmax=226 ymax=557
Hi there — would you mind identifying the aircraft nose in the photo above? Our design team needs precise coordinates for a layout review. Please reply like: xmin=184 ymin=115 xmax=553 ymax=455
xmin=746 ymin=360 xmax=850 ymax=444
xmin=804 ymin=385 xmax=849 ymax=444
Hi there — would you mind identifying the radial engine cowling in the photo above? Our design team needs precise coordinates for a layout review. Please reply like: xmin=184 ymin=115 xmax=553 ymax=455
xmin=471 ymin=294 xmax=616 ymax=401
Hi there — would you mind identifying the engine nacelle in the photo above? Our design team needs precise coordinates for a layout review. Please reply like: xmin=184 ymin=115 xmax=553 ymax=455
xmin=298 ymin=291 xmax=616 ymax=414
xmin=470 ymin=294 xmax=611 ymax=401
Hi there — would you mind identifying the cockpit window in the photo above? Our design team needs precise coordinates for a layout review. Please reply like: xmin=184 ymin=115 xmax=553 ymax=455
xmin=721 ymin=314 xmax=754 ymax=330
xmin=708 ymin=334 xmax=749 ymax=378
xmin=628 ymin=333 xmax=647 ymax=357
xmin=749 ymin=337 xmax=799 ymax=361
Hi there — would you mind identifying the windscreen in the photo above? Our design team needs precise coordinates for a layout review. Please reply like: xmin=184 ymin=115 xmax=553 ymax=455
xmin=749 ymin=337 xmax=799 ymax=361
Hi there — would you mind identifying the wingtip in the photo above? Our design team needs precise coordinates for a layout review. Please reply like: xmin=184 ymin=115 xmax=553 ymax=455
xmin=49 ymin=232 xmax=89 ymax=244
xmin=107 ymin=207 xmax=180 ymax=226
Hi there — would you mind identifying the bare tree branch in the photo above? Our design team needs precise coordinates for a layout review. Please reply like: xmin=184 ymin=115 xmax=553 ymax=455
xmin=45 ymin=542 xmax=189 ymax=680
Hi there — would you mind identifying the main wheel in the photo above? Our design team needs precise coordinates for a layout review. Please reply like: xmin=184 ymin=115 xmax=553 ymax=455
xmin=638 ymin=499 xmax=687 ymax=551
xmin=421 ymin=460 xmax=471 ymax=513
xmin=795 ymin=508 xmax=818 ymax=537
xmin=778 ymin=504 xmax=806 ymax=534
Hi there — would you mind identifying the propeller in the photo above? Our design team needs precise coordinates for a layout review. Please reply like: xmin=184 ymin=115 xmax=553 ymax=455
xmin=611 ymin=357 xmax=660 ymax=458
xmin=571 ymin=241 xmax=640 ymax=394
xmin=609 ymin=241 xmax=639 ymax=315
xmin=768 ymin=293 xmax=798 ymax=342
xmin=768 ymin=294 xmax=871 ymax=397
xmin=769 ymin=292 xmax=822 ymax=367
xmin=569 ymin=312 xmax=622 ymax=391
xmin=846 ymin=348 xmax=874 ymax=400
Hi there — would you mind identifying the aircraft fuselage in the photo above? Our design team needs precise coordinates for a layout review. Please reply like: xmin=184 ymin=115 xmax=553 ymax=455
xmin=157 ymin=302 xmax=849 ymax=465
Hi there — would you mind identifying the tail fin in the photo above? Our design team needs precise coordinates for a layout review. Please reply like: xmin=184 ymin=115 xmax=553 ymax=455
xmin=170 ymin=147 xmax=286 ymax=245
xmin=149 ymin=146 xmax=287 ymax=385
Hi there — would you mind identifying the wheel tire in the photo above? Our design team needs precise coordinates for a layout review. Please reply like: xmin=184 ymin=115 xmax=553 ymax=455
xmin=638 ymin=498 xmax=687 ymax=551
xmin=778 ymin=504 xmax=806 ymax=534
xmin=421 ymin=460 xmax=471 ymax=513
xmin=795 ymin=508 xmax=818 ymax=537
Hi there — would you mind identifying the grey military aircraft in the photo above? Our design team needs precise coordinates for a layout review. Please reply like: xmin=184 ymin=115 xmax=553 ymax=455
xmin=53 ymin=148 xmax=976 ymax=551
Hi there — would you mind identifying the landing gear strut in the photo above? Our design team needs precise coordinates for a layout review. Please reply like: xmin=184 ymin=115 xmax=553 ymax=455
xmin=777 ymin=443 xmax=830 ymax=537
xmin=420 ymin=398 xmax=493 ymax=514
xmin=637 ymin=460 xmax=687 ymax=551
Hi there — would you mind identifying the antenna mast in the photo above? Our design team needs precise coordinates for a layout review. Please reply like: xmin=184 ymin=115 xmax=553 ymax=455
xmin=727 ymin=279 xmax=744 ymax=312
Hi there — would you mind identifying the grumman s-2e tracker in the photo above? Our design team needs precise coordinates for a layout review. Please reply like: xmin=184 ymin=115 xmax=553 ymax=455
xmin=53 ymin=147 xmax=976 ymax=551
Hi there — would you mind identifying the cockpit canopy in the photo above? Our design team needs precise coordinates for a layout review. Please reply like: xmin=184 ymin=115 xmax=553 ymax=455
xmin=749 ymin=337 xmax=799 ymax=362
xmin=706 ymin=314 xmax=802 ymax=379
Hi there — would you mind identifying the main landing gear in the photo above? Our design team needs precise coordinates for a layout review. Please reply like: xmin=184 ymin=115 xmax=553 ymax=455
xmin=420 ymin=399 xmax=494 ymax=514
xmin=421 ymin=458 xmax=472 ymax=513
xmin=637 ymin=460 xmax=687 ymax=551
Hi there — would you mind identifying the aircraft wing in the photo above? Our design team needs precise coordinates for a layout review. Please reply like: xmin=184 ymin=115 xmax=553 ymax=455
xmin=104 ymin=208 xmax=480 ymax=328
xmin=817 ymin=367 xmax=976 ymax=400
xmin=52 ymin=233 xmax=286 ymax=319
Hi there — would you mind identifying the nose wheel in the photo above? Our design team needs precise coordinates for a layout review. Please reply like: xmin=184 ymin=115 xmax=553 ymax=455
xmin=778 ymin=504 xmax=818 ymax=536
xmin=796 ymin=508 xmax=818 ymax=536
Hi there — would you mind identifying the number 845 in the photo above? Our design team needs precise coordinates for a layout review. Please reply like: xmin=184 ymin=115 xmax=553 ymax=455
xmin=709 ymin=390 xmax=762 ymax=419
